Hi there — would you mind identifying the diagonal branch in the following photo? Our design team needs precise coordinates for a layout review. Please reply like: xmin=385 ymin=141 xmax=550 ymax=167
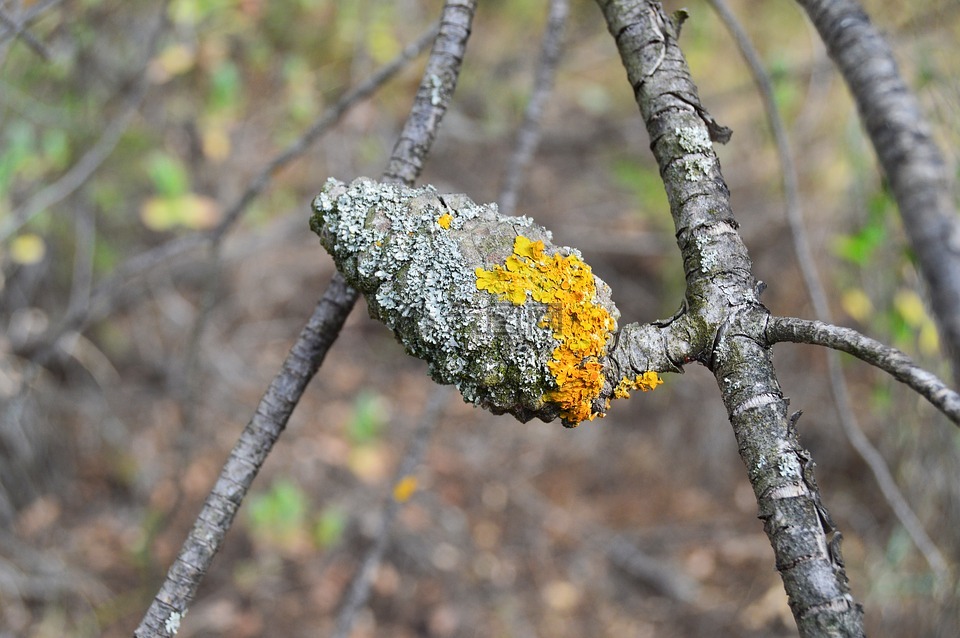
xmin=0 ymin=3 xmax=166 ymax=243
xmin=21 ymin=23 xmax=438 ymax=368
xmin=597 ymin=1 xmax=864 ymax=634
xmin=796 ymin=0 xmax=960 ymax=385
xmin=709 ymin=0 xmax=950 ymax=590
xmin=498 ymin=0 xmax=569 ymax=216
xmin=133 ymin=3 xmax=478 ymax=636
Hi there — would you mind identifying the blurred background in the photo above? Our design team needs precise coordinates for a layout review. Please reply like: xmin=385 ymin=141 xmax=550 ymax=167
xmin=1 ymin=0 xmax=958 ymax=635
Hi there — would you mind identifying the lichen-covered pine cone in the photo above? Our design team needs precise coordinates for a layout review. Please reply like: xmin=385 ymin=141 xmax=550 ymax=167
xmin=310 ymin=177 xmax=661 ymax=426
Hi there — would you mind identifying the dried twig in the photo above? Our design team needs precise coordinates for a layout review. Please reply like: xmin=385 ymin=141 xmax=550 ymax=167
xmin=331 ymin=388 xmax=446 ymax=638
xmin=498 ymin=0 xmax=569 ymax=216
xmin=0 ymin=7 xmax=51 ymax=60
xmin=0 ymin=5 xmax=165 ymax=243
xmin=133 ymin=2 xmax=478 ymax=635
xmin=26 ymin=22 xmax=439 ymax=365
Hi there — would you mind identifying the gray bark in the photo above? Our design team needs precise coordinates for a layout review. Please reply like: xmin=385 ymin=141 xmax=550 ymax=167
xmin=596 ymin=1 xmax=865 ymax=634
xmin=797 ymin=0 xmax=960 ymax=385
xmin=133 ymin=2 xmax=477 ymax=635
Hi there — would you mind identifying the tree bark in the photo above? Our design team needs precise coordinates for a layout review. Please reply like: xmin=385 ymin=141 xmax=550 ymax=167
xmin=797 ymin=0 xmax=960 ymax=385
xmin=596 ymin=1 xmax=865 ymax=634
xmin=134 ymin=2 xmax=477 ymax=635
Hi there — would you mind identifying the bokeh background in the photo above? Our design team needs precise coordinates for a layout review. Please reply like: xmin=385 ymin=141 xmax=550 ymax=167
xmin=1 ymin=0 xmax=958 ymax=636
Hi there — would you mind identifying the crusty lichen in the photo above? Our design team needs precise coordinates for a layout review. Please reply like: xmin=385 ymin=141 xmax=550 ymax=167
xmin=475 ymin=235 xmax=617 ymax=423
xmin=311 ymin=177 xmax=661 ymax=426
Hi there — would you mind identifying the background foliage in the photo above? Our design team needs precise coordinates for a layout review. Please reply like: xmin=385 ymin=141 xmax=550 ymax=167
xmin=1 ymin=0 xmax=958 ymax=635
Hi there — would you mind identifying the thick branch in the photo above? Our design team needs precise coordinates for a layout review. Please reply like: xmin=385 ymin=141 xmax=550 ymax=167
xmin=797 ymin=0 xmax=960 ymax=385
xmin=134 ymin=3 xmax=477 ymax=636
xmin=768 ymin=315 xmax=960 ymax=427
xmin=597 ymin=1 xmax=864 ymax=634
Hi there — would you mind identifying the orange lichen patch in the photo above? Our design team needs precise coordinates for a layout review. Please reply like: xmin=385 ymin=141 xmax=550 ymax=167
xmin=437 ymin=213 xmax=453 ymax=229
xmin=613 ymin=372 xmax=663 ymax=399
xmin=475 ymin=235 xmax=620 ymax=424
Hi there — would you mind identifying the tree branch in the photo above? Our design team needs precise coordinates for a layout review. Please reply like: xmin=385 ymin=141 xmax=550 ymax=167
xmin=21 ymin=21 xmax=438 ymax=368
xmin=709 ymin=0 xmax=949 ymax=590
xmin=596 ymin=1 xmax=864 ymax=634
xmin=767 ymin=315 xmax=960 ymax=428
xmin=133 ymin=2 xmax=477 ymax=635
xmin=498 ymin=0 xmax=569 ymax=216
xmin=796 ymin=0 xmax=960 ymax=385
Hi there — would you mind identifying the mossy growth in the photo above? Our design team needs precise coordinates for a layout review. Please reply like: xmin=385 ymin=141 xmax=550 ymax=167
xmin=311 ymin=177 xmax=661 ymax=426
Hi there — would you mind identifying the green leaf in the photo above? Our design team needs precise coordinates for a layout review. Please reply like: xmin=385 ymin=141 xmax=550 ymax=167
xmin=313 ymin=506 xmax=346 ymax=549
xmin=247 ymin=479 xmax=308 ymax=543
xmin=208 ymin=61 xmax=241 ymax=112
xmin=145 ymin=152 xmax=189 ymax=198
xmin=346 ymin=391 xmax=387 ymax=446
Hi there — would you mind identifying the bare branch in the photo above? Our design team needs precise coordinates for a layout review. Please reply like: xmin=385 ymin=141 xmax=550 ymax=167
xmin=208 ymin=22 xmax=440 ymax=247
xmin=134 ymin=2 xmax=478 ymax=635
xmin=0 ymin=5 xmax=166 ymax=243
xmin=709 ymin=0 xmax=950 ymax=593
xmin=498 ymin=0 xmax=569 ymax=216
xmin=0 ymin=7 xmax=51 ymax=60
xmin=797 ymin=0 xmax=960 ymax=385
xmin=596 ymin=0 xmax=864 ymax=633
xmin=22 ymin=22 xmax=438 ymax=367
xmin=767 ymin=315 xmax=960 ymax=428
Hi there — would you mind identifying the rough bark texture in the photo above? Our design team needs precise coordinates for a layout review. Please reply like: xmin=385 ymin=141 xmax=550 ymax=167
xmin=767 ymin=315 xmax=960 ymax=425
xmin=134 ymin=2 xmax=477 ymax=635
xmin=596 ymin=1 xmax=865 ymax=634
xmin=797 ymin=0 xmax=960 ymax=385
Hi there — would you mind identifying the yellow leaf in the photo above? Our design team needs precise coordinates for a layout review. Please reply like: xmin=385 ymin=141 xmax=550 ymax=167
xmin=893 ymin=289 xmax=928 ymax=328
xmin=9 ymin=233 xmax=46 ymax=265
xmin=140 ymin=194 xmax=222 ymax=231
xmin=202 ymin=124 xmax=231 ymax=161
xmin=392 ymin=475 xmax=418 ymax=503
xmin=841 ymin=288 xmax=873 ymax=323
xmin=148 ymin=43 xmax=195 ymax=83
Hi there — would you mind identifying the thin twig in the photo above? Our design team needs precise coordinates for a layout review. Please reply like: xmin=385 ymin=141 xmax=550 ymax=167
xmin=134 ymin=2 xmax=477 ymax=635
xmin=0 ymin=0 xmax=62 ymax=47
xmin=708 ymin=0 xmax=951 ymax=588
xmin=497 ymin=0 xmax=568 ymax=216
xmin=0 ymin=15 xmax=159 ymax=243
xmin=0 ymin=7 xmax=51 ymax=60
xmin=331 ymin=388 xmax=446 ymax=638
xmin=27 ymin=22 xmax=438 ymax=365
xmin=767 ymin=316 xmax=960 ymax=428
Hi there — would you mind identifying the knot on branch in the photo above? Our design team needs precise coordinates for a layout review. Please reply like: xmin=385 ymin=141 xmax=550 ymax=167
xmin=311 ymin=177 xmax=663 ymax=426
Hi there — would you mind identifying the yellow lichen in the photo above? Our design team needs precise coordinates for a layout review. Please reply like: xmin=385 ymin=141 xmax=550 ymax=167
xmin=437 ymin=213 xmax=453 ymax=229
xmin=613 ymin=372 xmax=663 ymax=399
xmin=475 ymin=236 xmax=618 ymax=424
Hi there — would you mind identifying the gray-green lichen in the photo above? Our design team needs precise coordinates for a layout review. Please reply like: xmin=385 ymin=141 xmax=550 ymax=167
xmin=676 ymin=126 xmax=714 ymax=181
xmin=310 ymin=177 xmax=619 ymax=423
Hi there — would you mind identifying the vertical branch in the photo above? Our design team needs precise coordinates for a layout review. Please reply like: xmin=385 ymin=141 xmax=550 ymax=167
xmin=134 ymin=2 xmax=477 ymax=636
xmin=595 ymin=1 xmax=864 ymax=634
xmin=498 ymin=0 xmax=569 ymax=216
xmin=796 ymin=0 xmax=960 ymax=385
